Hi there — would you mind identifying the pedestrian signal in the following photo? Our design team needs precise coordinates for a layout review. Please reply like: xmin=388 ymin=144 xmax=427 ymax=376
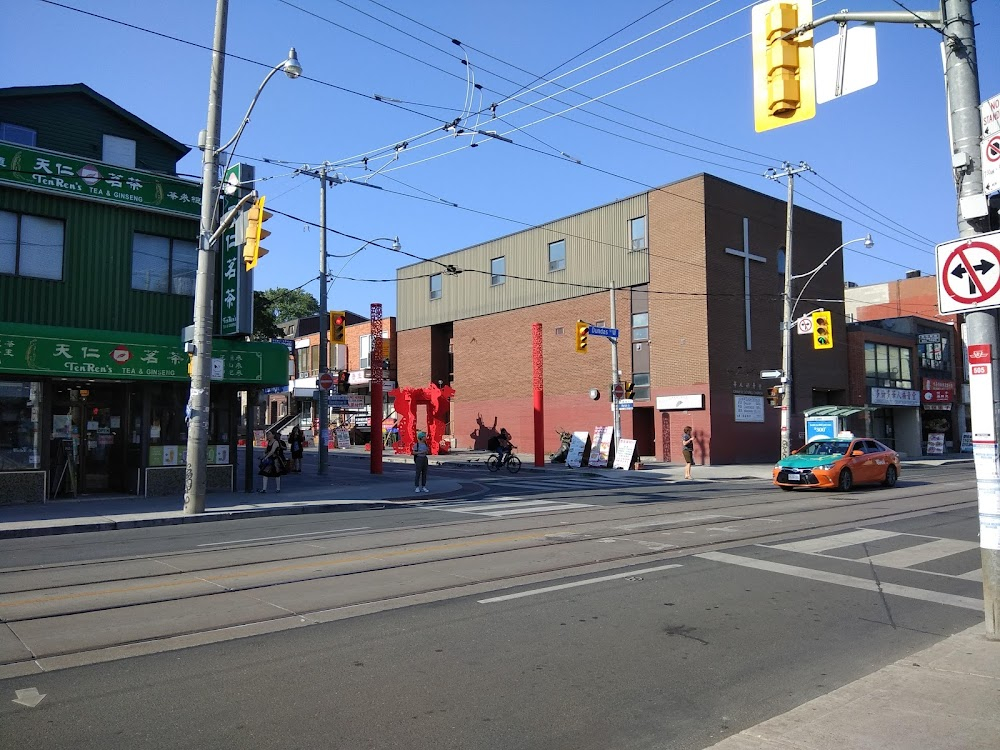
xmin=751 ymin=1 xmax=815 ymax=132
xmin=811 ymin=310 xmax=833 ymax=350
xmin=767 ymin=385 xmax=782 ymax=407
xmin=329 ymin=311 xmax=346 ymax=345
xmin=575 ymin=321 xmax=588 ymax=354
xmin=337 ymin=370 xmax=350 ymax=395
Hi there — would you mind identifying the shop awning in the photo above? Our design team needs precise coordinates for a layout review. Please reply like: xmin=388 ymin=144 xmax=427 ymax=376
xmin=0 ymin=322 xmax=289 ymax=386
xmin=803 ymin=406 xmax=875 ymax=418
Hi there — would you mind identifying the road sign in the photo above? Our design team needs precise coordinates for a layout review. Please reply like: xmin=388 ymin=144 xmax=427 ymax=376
xmin=983 ymin=134 xmax=1000 ymax=194
xmin=796 ymin=316 xmax=814 ymax=335
xmin=271 ymin=337 xmax=294 ymax=352
xmin=983 ymin=92 xmax=1000 ymax=137
xmin=936 ymin=230 xmax=1000 ymax=314
xmin=760 ymin=369 xmax=784 ymax=379
xmin=318 ymin=371 xmax=335 ymax=390
xmin=613 ymin=384 xmax=625 ymax=400
xmin=616 ymin=399 xmax=634 ymax=411
xmin=588 ymin=326 xmax=619 ymax=338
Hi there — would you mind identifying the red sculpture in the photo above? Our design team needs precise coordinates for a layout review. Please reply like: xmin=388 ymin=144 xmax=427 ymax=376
xmin=389 ymin=383 xmax=455 ymax=455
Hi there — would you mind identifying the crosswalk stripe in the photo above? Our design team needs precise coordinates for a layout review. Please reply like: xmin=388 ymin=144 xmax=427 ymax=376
xmin=958 ymin=568 xmax=984 ymax=581
xmin=771 ymin=528 xmax=899 ymax=554
xmin=482 ymin=503 xmax=592 ymax=516
xmin=864 ymin=538 xmax=980 ymax=568
xmin=453 ymin=500 xmax=552 ymax=512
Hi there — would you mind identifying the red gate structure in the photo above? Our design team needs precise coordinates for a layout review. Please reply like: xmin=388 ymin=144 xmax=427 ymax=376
xmin=389 ymin=383 xmax=456 ymax=455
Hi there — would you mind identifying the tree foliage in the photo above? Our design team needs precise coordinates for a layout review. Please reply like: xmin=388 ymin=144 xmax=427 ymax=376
xmin=253 ymin=288 xmax=318 ymax=341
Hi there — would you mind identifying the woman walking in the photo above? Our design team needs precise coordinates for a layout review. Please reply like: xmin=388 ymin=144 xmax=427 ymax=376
xmin=288 ymin=425 xmax=305 ymax=472
xmin=258 ymin=430 xmax=288 ymax=493
xmin=412 ymin=430 xmax=430 ymax=493
xmin=681 ymin=426 xmax=695 ymax=480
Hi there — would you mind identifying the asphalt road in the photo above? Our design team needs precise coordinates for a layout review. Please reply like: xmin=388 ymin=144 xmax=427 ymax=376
xmin=0 ymin=464 xmax=984 ymax=749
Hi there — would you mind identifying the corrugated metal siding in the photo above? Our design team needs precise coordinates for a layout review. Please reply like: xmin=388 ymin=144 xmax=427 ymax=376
xmin=398 ymin=194 xmax=649 ymax=330
xmin=0 ymin=93 xmax=182 ymax=174
xmin=0 ymin=186 xmax=198 ymax=334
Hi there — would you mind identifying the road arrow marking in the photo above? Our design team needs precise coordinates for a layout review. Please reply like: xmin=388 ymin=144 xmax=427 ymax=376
xmin=12 ymin=688 xmax=46 ymax=708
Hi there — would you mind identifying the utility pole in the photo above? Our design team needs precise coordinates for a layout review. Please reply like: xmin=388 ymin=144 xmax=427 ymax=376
xmin=609 ymin=286 xmax=622 ymax=452
xmin=317 ymin=164 xmax=330 ymax=475
xmin=769 ymin=161 xmax=810 ymax=459
xmin=184 ymin=0 xmax=227 ymax=515
xmin=942 ymin=0 xmax=997 ymax=637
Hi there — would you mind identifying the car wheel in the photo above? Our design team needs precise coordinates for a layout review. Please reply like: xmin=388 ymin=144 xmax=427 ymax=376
xmin=837 ymin=468 xmax=853 ymax=492
xmin=882 ymin=465 xmax=898 ymax=488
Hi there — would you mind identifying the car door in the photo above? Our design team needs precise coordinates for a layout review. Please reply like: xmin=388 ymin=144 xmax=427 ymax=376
xmin=847 ymin=440 xmax=874 ymax=482
xmin=859 ymin=440 xmax=884 ymax=482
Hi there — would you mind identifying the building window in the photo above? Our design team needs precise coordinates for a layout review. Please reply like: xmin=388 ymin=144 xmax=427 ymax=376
xmin=555 ymin=327 xmax=564 ymax=336
xmin=0 ymin=211 xmax=64 ymax=280
xmin=632 ymin=372 xmax=650 ymax=401
xmin=131 ymin=233 xmax=197 ymax=295
xmin=548 ymin=239 xmax=566 ymax=272
xmin=429 ymin=273 xmax=442 ymax=300
xmin=864 ymin=342 xmax=912 ymax=389
xmin=296 ymin=347 xmax=312 ymax=378
xmin=359 ymin=334 xmax=370 ymax=369
xmin=629 ymin=216 xmax=647 ymax=251
xmin=490 ymin=256 xmax=506 ymax=286
xmin=631 ymin=312 xmax=649 ymax=341
xmin=917 ymin=332 xmax=950 ymax=373
xmin=0 ymin=123 xmax=36 ymax=146
xmin=103 ymin=134 xmax=137 ymax=168
xmin=777 ymin=246 xmax=786 ymax=275
xmin=0 ymin=381 xmax=42 ymax=470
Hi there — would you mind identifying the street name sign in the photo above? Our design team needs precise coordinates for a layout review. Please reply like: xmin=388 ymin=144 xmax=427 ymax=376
xmin=588 ymin=326 xmax=619 ymax=338
xmin=936 ymin=230 xmax=1000 ymax=314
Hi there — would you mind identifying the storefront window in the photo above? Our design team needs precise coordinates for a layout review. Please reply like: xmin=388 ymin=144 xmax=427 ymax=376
xmin=149 ymin=383 xmax=187 ymax=447
xmin=865 ymin=342 xmax=912 ymax=389
xmin=917 ymin=331 xmax=950 ymax=373
xmin=0 ymin=381 xmax=41 ymax=470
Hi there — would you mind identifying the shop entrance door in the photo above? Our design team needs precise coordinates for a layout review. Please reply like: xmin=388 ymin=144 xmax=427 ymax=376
xmin=52 ymin=385 xmax=128 ymax=494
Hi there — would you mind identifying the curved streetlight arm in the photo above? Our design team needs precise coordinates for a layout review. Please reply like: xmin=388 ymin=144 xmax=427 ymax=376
xmin=790 ymin=235 xmax=872 ymax=318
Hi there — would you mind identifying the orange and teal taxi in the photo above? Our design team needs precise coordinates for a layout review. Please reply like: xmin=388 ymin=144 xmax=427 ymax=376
xmin=773 ymin=436 xmax=901 ymax=491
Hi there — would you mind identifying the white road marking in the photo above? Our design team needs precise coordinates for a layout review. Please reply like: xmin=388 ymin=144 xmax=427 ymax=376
xmin=197 ymin=527 xmax=370 ymax=546
xmin=770 ymin=528 xmax=899 ymax=554
xmin=864 ymin=538 xmax=980 ymax=568
xmin=697 ymin=552 xmax=983 ymax=611
xmin=484 ymin=503 xmax=593 ymax=516
xmin=478 ymin=564 xmax=683 ymax=603
xmin=615 ymin=514 xmax=734 ymax=530
xmin=958 ymin=568 xmax=984 ymax=581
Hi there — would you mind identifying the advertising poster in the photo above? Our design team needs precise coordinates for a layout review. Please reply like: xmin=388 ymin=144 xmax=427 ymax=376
xmin=566 ymin=432 xmax=590 ymax=468
xmin=589 ymin=426 xmax=614 ymax=467
xmin=614 ymin=439 xmax=637 ymax=470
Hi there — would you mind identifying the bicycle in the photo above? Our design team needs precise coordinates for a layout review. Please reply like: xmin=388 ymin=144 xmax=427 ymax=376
xmin=486 ymin=447 xmax=521 ymax=473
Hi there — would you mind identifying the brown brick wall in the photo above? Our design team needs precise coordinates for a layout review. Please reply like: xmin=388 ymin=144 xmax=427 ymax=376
xmin=397 ymin=327 xmax=433 ymax=388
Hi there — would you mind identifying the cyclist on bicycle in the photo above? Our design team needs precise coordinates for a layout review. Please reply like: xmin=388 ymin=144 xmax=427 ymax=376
xmin=496 ymin=428 xmax=514 ymax=464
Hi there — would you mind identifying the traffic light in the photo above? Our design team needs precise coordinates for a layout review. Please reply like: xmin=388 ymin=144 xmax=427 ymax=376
xmin=329 ymin=311 xmax=346 ymax=345
xmin=575 ymin=320 xmax=588 ymax=354
xmin=811 ymin=310 xmax=833 ymax=350
xmin=242 ymin=196 xmax=272 ymax=270
xmin=766 ymin=385 xmax=782 ymax=407
xmin=624 ymin=381 xmax=635 ymax=399
xmin=337 ymin=370 xmax=350 ymax=395
xmin=751 ymin=1 xmax=815 ymax=132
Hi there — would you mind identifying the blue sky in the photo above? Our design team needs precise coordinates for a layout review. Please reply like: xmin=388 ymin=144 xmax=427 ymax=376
xmin=9 ymin=0 xmax=1000 ymax=318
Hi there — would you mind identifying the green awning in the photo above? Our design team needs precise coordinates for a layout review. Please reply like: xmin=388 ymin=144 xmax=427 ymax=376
xmin=803 ymin=406 xmax=875 ymax=418
xmin=0 ymin=322 xmax=288 ymax=386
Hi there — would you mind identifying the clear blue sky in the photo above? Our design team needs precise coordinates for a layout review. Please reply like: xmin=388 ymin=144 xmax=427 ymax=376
xmin=9 ymin=0 xmax=1000 ymax=318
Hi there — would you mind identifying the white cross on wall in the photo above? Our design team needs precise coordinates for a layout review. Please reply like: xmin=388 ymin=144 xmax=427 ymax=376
xmin=724 ymin=218 xmax=766 ymax=350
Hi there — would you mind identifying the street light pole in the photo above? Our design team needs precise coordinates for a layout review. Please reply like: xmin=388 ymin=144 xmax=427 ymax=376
xmin=770 ymin=161 xmax=810 ymax=460
xmin=317 ymin=164 xmax=331 ymax=475
xmin=184 ymin=0 xmax=228 ymax=515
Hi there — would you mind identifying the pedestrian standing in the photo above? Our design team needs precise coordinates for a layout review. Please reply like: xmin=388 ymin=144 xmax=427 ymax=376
xmin=412 ymin=429 xmax=430 ymax=493
xmin=289 ymin=425 xmax=305 ymax=472
xmin=682 ymin=426 xmax=695 ymax=480
xmin=258 ymin=429 xmax=288 ymax=493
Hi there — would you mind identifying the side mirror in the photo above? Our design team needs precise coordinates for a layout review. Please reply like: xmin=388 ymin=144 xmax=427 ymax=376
xmin=851 ymin=449 xmax=864 ymax=457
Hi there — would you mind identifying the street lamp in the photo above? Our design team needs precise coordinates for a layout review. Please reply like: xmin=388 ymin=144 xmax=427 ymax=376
xmin=318 ymin=235 xmax=401 ymax=475
xmin=184 ymin=3 xmax=302 ymax=515
xmin=777 ymin=234 xmax=874 ymax=459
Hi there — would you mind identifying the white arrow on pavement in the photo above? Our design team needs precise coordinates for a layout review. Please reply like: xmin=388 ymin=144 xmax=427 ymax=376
xmin=12 ymin=688 xmax=46 ymax=708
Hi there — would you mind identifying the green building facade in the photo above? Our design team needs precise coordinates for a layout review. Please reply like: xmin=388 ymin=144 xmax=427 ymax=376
xmin=0 ymin=84 xmax=286 ymax=501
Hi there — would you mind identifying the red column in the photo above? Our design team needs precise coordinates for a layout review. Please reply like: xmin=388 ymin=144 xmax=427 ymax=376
xmin=370 ymin=303 xmax=383 ymax=475
xmin=533 ymin=322 xmax=544 ymax=467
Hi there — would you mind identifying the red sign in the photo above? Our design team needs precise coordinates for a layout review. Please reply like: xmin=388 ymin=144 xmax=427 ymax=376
xmin=922 ymin=377 xmax=955 ymax=392
xmin=613 ymin=384 xmax=625 ymax=400
xmin=968 ymin=343 xmax=992 ymax=364
xmin=922 ymin=389 xmax=952 ymax=404
xmin=972 ymin=364 xmax=989 ymax=376
xmin=318 ymin=371 xmax=335 ymax=390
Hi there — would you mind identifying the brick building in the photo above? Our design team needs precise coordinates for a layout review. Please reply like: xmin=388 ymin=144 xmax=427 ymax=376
xmin=395 ymin=174 xmax=850 ymax=465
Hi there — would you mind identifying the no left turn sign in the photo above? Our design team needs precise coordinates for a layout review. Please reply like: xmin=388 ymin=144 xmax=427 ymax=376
xmin=936 ymin=230 xmax=1000 ymax=314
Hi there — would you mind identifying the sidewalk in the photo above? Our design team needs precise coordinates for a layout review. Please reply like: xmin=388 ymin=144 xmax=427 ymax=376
xmin=704 ymin=623 xmax=999 ymax=750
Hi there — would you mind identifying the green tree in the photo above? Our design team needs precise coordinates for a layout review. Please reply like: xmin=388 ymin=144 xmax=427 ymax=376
xmin=253 ymin=288 xmax=318 ymax=341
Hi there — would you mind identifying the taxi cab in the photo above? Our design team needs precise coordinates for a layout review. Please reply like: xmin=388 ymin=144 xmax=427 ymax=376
xmin=773 ymin=435 xmax=901 ymax=491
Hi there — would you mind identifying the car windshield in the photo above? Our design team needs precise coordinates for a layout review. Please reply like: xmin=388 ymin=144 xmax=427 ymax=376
xmin=799 ymin=440 xmax=852 ymax=456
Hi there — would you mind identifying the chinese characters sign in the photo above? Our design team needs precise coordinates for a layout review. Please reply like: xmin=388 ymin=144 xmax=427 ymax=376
xmin=0 ymin=326 xmax=274 ymax=383
xmin=0 ymin=143 xmax=201 ymax=218
xmin=219 ymin=163 xmax=253 ymax=336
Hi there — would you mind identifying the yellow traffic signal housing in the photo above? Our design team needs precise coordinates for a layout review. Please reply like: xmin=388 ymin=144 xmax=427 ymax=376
xmin=811 ymin=310 xmax=833 ymax=349
xmin=624 ymin=381 xmax=635 ymax=399
xmin=329 ymin=311 xmax=346 ymax=345
xmin=575 ymin=320 xmax=589 ymax=354
xmin=766 ymin=385 xmax=782 ymax=406
xmin=242 ymin=196 xmax=273 ymax=270
xmin=751 ymin=1 xmax=815 ymax=132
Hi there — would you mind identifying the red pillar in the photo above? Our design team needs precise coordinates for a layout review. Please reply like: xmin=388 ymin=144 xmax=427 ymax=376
xmin=533 ymin=322 xmax=544 ymax=467
xmin=370 ymin=303 xmax=383 ymax=474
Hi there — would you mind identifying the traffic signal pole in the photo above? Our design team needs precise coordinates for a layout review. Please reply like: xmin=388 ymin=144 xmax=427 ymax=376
xmin=317 ymin=164 xmax=330 ymax=475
